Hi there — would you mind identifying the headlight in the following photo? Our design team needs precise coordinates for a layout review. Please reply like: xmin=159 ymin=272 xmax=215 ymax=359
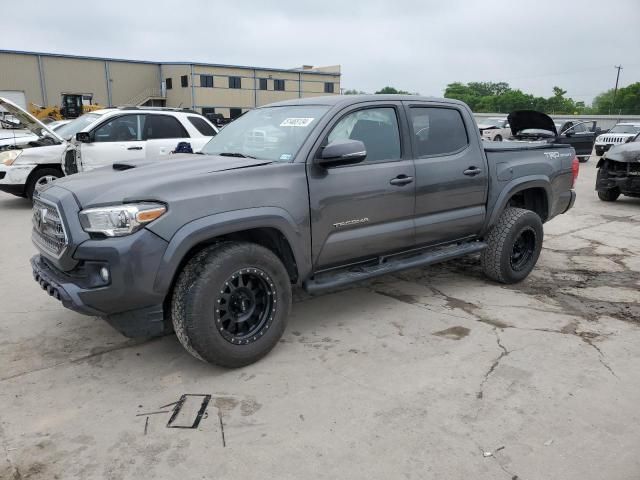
xmin=0 ymin=150 xmax=22 ymax=166
xmin=79 ymin=202 xmax=166 ymax=237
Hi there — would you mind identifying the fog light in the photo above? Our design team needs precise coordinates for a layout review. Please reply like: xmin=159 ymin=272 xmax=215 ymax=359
xmin=99 ymin=267 xmax=110 ymax=283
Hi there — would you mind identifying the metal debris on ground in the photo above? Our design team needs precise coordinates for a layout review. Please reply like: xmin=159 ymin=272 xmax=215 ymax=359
xmin=166 ymin=394 xmax=212 ymax=429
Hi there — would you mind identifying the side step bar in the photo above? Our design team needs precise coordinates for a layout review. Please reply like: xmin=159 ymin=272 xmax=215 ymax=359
xmin=303 ymin=241 xmax=487 ymax=294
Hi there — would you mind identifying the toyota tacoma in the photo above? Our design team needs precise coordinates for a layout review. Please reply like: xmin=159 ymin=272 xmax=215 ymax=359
xmin=30 ymin=95 xmax=578 ymax=367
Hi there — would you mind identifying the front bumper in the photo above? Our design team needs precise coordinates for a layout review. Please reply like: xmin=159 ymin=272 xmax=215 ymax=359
xmin=595 ymin=144 xmax=614 ymax=156
xmin=596 ymin=164 xmax=640 ymax=196
xmin=0 ymin=163 xmax=33 ymax=196
xmin=31 ymin=226 xmax=172 ymax=337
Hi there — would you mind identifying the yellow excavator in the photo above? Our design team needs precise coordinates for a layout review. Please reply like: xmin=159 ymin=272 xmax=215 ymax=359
xmin=29 ymin=94 xmax=103 ymax=122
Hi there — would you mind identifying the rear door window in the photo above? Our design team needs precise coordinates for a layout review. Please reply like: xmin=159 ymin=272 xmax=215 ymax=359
xmin=409 ymin=107 xmax=468 ymax=157
xmin=187 ymin=116 xmax=217 ymax=136
xmin=143 ymin=114 xmax=189 ymax=140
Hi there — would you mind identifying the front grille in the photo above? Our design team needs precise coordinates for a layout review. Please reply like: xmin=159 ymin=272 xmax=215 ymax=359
xmin=606 ymin=161 xmax=640 ymax=175
xmin=602 ymin=136 xmax=625 ymax=144
xmin=32 ymin=197 xmax=68 ymax=258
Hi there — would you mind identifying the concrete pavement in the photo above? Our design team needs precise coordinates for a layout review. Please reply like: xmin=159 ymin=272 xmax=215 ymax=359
xmin=1 ymin=158 xmax=639 ymax=480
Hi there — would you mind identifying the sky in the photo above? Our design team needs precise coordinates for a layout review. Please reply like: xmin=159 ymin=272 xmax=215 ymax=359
xmin=4 ymin=0 xmax=639 ymax=104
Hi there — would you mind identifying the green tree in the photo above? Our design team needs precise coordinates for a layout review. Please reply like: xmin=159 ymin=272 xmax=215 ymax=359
xmin=444 ymin=81 xmax=585 ymax=114
xmin=375 ymin=86 xmax=414 ymax=95
xmin=592 ymin=82 xmax=640 ymax=114
xmin=343 ymin=89 xmax=368 ymax=95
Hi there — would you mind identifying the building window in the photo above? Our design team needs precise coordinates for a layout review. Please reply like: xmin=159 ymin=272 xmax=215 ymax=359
xmin=229 ymin=76 xmax=241 ymax=89
xmin=230 ymin=108 xmax=243 ymax=119
xmin=200 ymin=75 xmax=214 ymax=88
xmin=181 ymin=75 xmax=188 ymax=88
xmin=165 ymin=78 xmax=172 ymax=90
xmin=324 ymin=82 xmax=335 ymax=93
xmin=274 ymin=79 xmax=285 ymax=91
xmin=259 ymin=78 xmax=268 ymax=90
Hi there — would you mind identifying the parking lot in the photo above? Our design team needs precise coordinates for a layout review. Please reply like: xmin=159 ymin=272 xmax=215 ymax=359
xmin=1 ymin=158 xmax=639 ymax=480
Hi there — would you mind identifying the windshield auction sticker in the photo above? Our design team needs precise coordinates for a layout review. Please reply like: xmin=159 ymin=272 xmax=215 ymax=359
xmin=280 ymin=118 xmax=314 ymax=127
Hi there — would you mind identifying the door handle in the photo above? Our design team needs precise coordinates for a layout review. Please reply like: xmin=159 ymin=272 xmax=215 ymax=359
xmin=389 ymin=175 xmax=414 ymax=186
xmin=127 ymin=146 xmax=143 ymax=151
xmin=463 ymin=167 xmax=482 ymax=176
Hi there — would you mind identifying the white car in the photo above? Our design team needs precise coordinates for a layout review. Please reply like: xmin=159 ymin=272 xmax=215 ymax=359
xmin=0 ymin=98 xmax=218 ymax=199
xmin=594 ymin=122 xmax=640 ymax=157
xmin=479 ymin=117 xmax=510 ymax=142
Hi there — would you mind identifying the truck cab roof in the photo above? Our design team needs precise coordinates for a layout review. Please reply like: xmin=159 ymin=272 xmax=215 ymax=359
xmin=265 ymin=95 xmax=468 ymax=109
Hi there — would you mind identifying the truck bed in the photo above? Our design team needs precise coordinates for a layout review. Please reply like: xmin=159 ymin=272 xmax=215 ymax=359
xmin=484 ymin=141 xmax=574 ymax=152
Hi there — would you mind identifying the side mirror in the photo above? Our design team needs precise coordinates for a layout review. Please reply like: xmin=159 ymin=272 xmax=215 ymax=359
xmin=75 ymin=132 xmax=92 ymax=143
xmin=316 ymin=139 xmax=366 ymax=167
xmin=564 ymin=131 xmax=573 ymax=137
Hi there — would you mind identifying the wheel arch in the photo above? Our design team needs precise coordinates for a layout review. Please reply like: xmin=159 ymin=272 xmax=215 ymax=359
xmin=25 ymin=163 xmax=64 ymax=183
xmin=152 ymin=207 xmax=310 ymax=304
xmin=484 ymin=177 xmax=552 ymax=234
xmin=24 ymin=164 xmax=64 ymax=198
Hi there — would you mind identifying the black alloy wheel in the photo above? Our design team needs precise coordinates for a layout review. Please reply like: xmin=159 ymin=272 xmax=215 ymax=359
xmin=215 ymin=268 xmax=276 ymax=345
xmin=510 ymin=227 xmax=536 ymax=271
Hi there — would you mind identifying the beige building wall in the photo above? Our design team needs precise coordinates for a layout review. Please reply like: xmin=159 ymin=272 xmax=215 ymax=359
xmin=161 ymin=64 xmax=193 ymax=109
xmin=41 ymin=56 xmax=108 ymax=107
xmin=108 ymin=61 xmax=159 ymax=106
xmin=301 ymin=72 xmax=339 ymax=97
xmin=191 ymin=65 xmax=341 ymax=113
xmin=0 ymin=51 xmax=340 ymax=117
xmin=0 ymin=52 xmax=44 ymax=105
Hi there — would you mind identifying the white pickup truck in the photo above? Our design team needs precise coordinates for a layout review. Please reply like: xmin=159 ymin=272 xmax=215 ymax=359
xmin=0 ymin=98 xmax=217 ymax=199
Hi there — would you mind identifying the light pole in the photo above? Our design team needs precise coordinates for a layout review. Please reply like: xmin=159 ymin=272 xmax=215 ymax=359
xmin=612 ymin=65 xmax=623 ymax=114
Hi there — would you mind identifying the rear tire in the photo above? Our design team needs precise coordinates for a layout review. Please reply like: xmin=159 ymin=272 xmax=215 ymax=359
xmin=481 ymin=207 xmax=543 ymax=284
xmin=598 ymin=189 xmax=620 ymax=202
xmin=26 ymin=167 xmax=62 ymax=200
xmin=171 ymin=242 xmax=292 ymax=367
xmin=579 ymin=156 xmax=589 ymax=163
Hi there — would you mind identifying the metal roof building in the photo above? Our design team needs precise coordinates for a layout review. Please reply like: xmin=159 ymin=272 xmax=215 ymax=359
xmin=0 ymin=49 xmax=341 ymax=120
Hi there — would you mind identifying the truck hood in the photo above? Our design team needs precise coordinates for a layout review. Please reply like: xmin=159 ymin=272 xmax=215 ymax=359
xmin=603 ymin=141 xmax=640 ymax=163
xmin=0 ymin=97 xmax=64 ymax=143
xmin=508 ymin=110 xmax=557 ymax=136
xmin=49 ymin=155 xmax=273 ymax=207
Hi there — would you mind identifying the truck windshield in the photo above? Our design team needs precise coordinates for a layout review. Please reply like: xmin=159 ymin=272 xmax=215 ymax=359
xmin=609 ymin=125 xmax=640 ymax=134
xmin=200 ymin=105 xmax=329 ymax=161
xmin=55 ymin=113 xmax=102 ymax=140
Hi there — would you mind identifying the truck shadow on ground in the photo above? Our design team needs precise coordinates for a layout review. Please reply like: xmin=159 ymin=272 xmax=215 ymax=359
xmin=0 ymin=195 xmax=31 ymax=211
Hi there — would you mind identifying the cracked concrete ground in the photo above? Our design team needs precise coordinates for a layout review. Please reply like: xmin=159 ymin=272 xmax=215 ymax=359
xmin=1 ymin=159 xmax=639 ymax=480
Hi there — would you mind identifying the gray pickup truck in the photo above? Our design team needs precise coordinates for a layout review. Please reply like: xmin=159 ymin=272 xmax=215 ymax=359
xmin=30 ymin=95 xmax=578 ymax=367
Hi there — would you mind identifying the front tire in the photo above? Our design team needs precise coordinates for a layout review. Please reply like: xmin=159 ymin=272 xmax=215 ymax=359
xmin=481 ymin=207 xmax=543 ymax=284
xmin=171 ymin=242 xmax=292 ymax=367
xmin=494 ymin=135 xmax=503 ymax=142
xmin=26 ymin=167 xmax=62 ymax=200
xmin=597 ymin=188 xmax=620 ymax=202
